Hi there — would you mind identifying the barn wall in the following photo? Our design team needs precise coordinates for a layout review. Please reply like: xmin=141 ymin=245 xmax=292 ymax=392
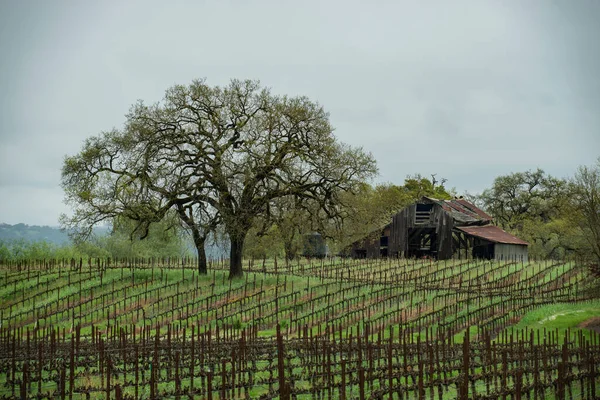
xmin=494 ymin=244 xmax=528 ymax=262
xmin=389 ymin=201 xmax=455 ymax=259
xmin=435 ymin=210 xmax=454 ymax=259
xmin=350 ymin=231 xmax=381 ymax=258
xmin=389 ymin=205 xmax=413 ymax=257
xmin=365 ymin=231 xmax=380 ymax=258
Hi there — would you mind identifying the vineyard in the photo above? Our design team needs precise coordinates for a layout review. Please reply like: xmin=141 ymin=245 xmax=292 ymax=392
xmin=0 ymin=257 xmax=599 ymax=399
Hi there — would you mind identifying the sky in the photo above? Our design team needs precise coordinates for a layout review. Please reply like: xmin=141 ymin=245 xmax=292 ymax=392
xmin=1 ymin=0 xmax=599 ymax=226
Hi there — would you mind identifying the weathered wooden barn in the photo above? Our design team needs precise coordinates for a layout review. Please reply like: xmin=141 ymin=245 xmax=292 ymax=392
xmin=347 ymin=197 xmax=528 ymax=261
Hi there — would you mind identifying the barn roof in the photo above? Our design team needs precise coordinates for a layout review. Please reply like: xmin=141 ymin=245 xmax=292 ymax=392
xmin=456 ymin=225 xmax=529 ymax=245
xmin=423 ymin=197 xmax=493 ymax=225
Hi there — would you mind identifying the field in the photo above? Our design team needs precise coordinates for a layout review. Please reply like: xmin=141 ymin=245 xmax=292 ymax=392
xmin=1 ymin=257 xmax=599 ymax=399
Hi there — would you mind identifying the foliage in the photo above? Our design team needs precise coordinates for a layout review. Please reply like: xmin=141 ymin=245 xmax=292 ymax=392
xmin=260 ymin=196 xmax=325 ymax=260
xmin=570 ymin=157 xmax=600 ymax=264
xmin=403 ymin=174 xmax=454 ymax=200
xmin=479 ymin=169 xmax=575 ymax=259
xmin=98 ymin=217 xmax=189 ymax=259
xmin=0 ymin=239 xmax=84 ymax=261
xmin=480 ymin=169 xmax=569 ymax=231
xmin=243 ymin=225 xmax=284 ymax=260
xmin=0 ymin=217 xmax=188 ymax=262
xmin=520 ymin=217 xmax=582 ymax=260
xmin=475 ymin=161 xmax=600 ymax=263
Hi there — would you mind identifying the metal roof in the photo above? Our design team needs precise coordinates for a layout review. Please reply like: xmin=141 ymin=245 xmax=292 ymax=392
xmin=456 ymin=225 xmax=529 ymax=246
xmin=453 ymin=199 xmax=493 ymax=221
xmin=423 ymin=197 xmax=493 ymax=225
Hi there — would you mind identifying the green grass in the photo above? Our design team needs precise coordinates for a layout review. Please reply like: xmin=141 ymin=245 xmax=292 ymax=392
xmin=498 ymin=300 xmax=600 ymax=343
xmin=2 ymin=259 xmax=599 ymax=399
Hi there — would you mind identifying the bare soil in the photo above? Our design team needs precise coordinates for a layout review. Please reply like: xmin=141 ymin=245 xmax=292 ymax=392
xmin=578 ymin=316 xmax=600 ymax=334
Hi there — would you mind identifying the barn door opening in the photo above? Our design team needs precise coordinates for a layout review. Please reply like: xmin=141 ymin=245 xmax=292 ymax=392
xmin=380 ymin=235 xmax=389 ymax=257
xmin=406 ymin=228 xmax=438 ymax=258
xmin=472 ymin=241 xmax=494 ymax=260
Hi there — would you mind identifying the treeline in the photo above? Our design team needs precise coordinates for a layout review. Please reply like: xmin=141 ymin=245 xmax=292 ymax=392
xmin=477 ymin=158 xmax=600 ymax=263
xmin=0 ymin=174 xmax=450 ymax=263
xmin=2 ymin=159 xmax=598 ymax=265
xmin=0 ymin=218 xmax=190 ymax=262
xmin=243 ymin=158 xmax=600 ymax=264
xmin=0 ymin=223 xmax=70 ymax=244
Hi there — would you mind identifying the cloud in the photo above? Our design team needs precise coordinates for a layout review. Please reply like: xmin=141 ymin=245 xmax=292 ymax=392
xmin=0 ymin=0 xmax=598 ymax=224
xmin=0 ymin=185 xmax=67 ymax=226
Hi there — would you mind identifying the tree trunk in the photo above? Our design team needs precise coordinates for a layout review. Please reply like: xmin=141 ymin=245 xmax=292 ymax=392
xmin=229 ymin=232 xmax=246 ymax=279
xmin=283 ymin=229 xmax=297 ymax=261
xmin=190 ymin=228 xmax=208 ymax=275
xmin=195 ymin=238 xmax=207 ymax=274
xmin=284 ymin=239 xmax=296 ymax=261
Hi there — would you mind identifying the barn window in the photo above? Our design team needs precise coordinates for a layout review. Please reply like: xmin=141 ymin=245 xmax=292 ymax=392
xmin=416 ymin=204 xmax=433 ymax=212
xmin=415 ymin=203 xmax=433 ymax=225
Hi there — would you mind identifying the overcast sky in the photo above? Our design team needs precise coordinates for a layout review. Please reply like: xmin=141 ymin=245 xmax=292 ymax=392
xmin=1 ymin=1 xmax=598 ymax=226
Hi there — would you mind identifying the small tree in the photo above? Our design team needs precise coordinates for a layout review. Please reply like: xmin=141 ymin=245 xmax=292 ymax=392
xmin=62 ymin=79 xmax=377 ymax=278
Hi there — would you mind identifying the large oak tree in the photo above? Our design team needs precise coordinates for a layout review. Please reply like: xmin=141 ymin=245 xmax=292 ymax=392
xmin=480 ymin=169 xmax=569 ymax=231
xmin=479 ymin=169 xmax=580 ymax=259
xmin=62 ymin=79 xmax=377 ymax=278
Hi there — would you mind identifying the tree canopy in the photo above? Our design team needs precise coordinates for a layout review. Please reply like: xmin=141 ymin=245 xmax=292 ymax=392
xmin=478 ymin=165 xmax=600 ymax=261
xmin=62 ymin=79 xmax=377 ymax=277
xmin=571 ymin=158 xmax=600 ymax=264
xmin=480 ymin=169 xmax=569 ymax=232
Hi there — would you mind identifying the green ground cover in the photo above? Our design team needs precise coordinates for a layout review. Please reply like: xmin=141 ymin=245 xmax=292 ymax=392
xmin=0 ymin=258 xmax=598 ymax=399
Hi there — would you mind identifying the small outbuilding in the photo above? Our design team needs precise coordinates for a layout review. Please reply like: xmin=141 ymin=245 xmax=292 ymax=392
xmin=347 ymin=197 xmax=528 ymax=261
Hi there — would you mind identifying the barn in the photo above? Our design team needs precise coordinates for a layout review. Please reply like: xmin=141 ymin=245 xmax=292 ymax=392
xmin=347 ymin=196 xmax=528 ymax=261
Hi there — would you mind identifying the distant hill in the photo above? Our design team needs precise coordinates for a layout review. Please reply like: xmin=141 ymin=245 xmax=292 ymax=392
xmin=0 ymin=223 xmax=228 ymax=259
xmin=0 ymin=223 xmax=71 ymax=245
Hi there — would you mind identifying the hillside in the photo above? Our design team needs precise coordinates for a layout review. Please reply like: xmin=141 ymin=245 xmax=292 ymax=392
xmin=0 ymin=223 xmax=229 ymax=259
xmin=0 ymin=223 xmax=70 ymax=245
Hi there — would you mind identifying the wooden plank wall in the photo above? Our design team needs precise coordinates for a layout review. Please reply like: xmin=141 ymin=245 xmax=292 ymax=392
xmin=365 ymin=235 xmax=379 ymax=258
xmin=350 ymin=231 xmax=380 ymax=258
xmin=435 ymin=210 xmax=454 ymax=259
xmin=389 ymin=202 xmax=456 ymax=259
xmin=389 ymin=205 xmax=414 ymax=257
xmin=494 ymin=244 xmax=528 ymax=262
